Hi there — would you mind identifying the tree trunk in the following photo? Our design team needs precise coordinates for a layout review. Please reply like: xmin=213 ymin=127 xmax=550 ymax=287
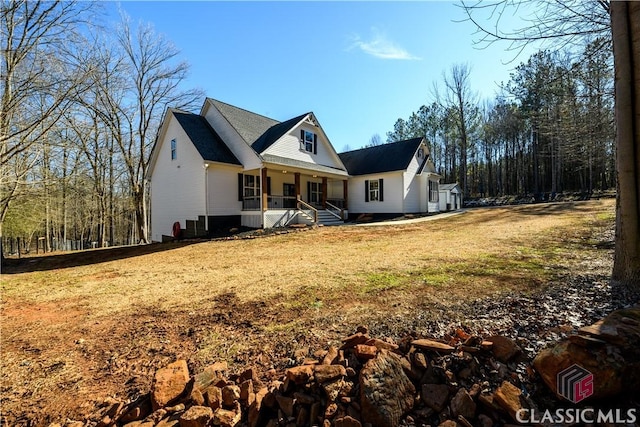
xmin=611 ymin=2 xmax=640 ymax=286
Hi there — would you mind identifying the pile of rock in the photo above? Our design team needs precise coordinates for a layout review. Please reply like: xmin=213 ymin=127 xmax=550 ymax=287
xmin=84 ymin=326 xmax=536 ymax=427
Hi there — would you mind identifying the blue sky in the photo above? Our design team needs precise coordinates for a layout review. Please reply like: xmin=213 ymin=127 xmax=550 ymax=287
xmin=106 ymin=1 xmax=540 ymax=152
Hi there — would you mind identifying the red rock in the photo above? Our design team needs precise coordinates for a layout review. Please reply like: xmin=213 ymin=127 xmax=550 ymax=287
xmin=212 ymin=407 xmax=241 ymax=427
xmin=275 ymin=395 xmax=295 ymax=417
xmin=411 ymin=339 xmax=455 ymax=354
xmin=365 ymin=338 xmax=399 ymax=351
xmin=450 ymin=388 xmax=476 ymax=420
xmin=438 ymin=421 xmax=458 ymax=427
xmin=340 ymin=333 xmax=369 ymax=349
xmin=413 ymin=353 xmax=428 ymax=370
xmin=285 ymin=365 xmax=314 ymax=384
xmin=323 ymin=346 xmax=339 ymax=365
xmin=334 ymin=415 xmax=362 ymax=427
xmin=239 ymin=379 xmax=253 ymax=402
xmin=193 ymin=363 xmax=227 ymax=392
xmin=360 ymin=350 xmax=415 ymax=427
xmin=179 ymin=406 xmax=212 ymax=427
xmin=354 ymin=344 xmax=377 ymax=360
xmin=151 ymin=360 xmax=190 ymax=410
xmin=204 ymin=386 xmax=222 ymax=410
xmin=221 ymin=385 xmax=240 ymax=407
xmin=493 ymin=381 xmax=525 ymax=422
xmin=421 ymin=384 xmax=449 ymax=412
xmin=485 ymin=336 xmax=521 ymax=362
xmin=314 ymin=364 xmax=346 ymax=383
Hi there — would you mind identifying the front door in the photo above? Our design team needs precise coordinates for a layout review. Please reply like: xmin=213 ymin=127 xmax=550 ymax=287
xmin=283 ymin=183 xmax=296 ymax=208
xmin=308 ymin=182 xmax=323 ymax=207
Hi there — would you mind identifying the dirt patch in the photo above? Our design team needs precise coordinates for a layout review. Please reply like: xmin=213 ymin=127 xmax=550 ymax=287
xmin=0 ymin=200 xmax=626 ymax=425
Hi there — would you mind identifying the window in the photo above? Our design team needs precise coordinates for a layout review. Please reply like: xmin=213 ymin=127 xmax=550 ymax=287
xmin=429 ymin=180 xmax=439 ymax=202
xmin=300 ymin=130 xmax=317 ymax=153
xmin=170 ymin=139 xmax=177 ymax=160
xmin=417 ymin=148 xmax=424 ymax=158
xmin=244 ymin=175 xmax=260 ymax=197
xmin=365 ymin=179 xmax=384 ymax=202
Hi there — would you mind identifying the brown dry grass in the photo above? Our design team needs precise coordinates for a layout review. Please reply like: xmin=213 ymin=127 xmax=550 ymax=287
xmin=0 ymin=200 xmax=615 ymax=424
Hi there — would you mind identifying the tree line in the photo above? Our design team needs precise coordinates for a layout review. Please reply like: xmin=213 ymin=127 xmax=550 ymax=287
xmin=1 ymin=1 xmax=201 ymax=255
xmin=385 ymin=40 xmax=614 ymax=200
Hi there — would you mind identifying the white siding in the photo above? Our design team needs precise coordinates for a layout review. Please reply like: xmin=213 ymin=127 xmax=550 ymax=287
xmin=403 ymin=152 xmax=423 ymax=213
xmin=202 ymin=102 xmax=262 ymax=170
xmin=347 ymin=172 xmax=404 ymax=214
xmin=150 ymin=116 xmax=205 ymax=242
xmin=207 ymin=164 xmax=242 ymax=215
xmin=263 ymin=123 xmax=345 ymax=170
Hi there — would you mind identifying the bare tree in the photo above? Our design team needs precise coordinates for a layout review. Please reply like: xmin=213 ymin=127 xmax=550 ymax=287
xmin=113 ymin=16 xmax=203 ymax=243
xmin=0 ymin=0 xmax=93 ymax=251
xmin=367 ymin=134 xmax=383 ymax=147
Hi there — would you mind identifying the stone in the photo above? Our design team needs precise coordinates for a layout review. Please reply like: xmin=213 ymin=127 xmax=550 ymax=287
xmin=310 ymin=402 xmax=321 ymax=425
xmin=322 ymin=378 xmax=346 ymax=402
xmin=533 ymin=306 xmax=640 ymax=401
xmin=152 ymin=360 xmax=190 ymax=410
xmin=324 ymin=402 xmax=338 ymax=419
xmin=204 ymin=386 xmax=222 ymax=410
xmin=296 ymin=406 xmax=309 ymax=427
xmin=354 ymin=344 xmax=377 ymax=360
xmin=275 ymin=395 xmax=295 ymax=418
xmin=485 ymin=336 xmax=521 ymax=362
xmin=314 ymin=364 xmax=347 ymax=383
xmin=413 ymin=353 xmax=428 ymax=370
xmin=493 ymin=381 xmax=525 ymax=422
xmin=285 ymin=365 xmax=314 ymax=385
xmin=421 ymin=383 xmax=450 ymax=412
xmin=239 ymin=379 xmax=253 ymax=402
xmin=437 ymin=421 xmax=458 ymax=427
xmin=179 ymin=406 xmax=213 ymax=427
xmin=341 ymin=333 xmax=369 ymax=350
xmin=193 ymin=362 xmax=227 ymax=392
xmin=190 ymin=388 xmax=205 ymax=406
xmin=156 ymin=414 xmax=181 ymax=427
xmin=334 ymin=416 xmax=362 ymax=427
xmin=212 ymin=407 xmax=241 ymax=427
xmin=411 ymin=339 xmax=455 ymax=354
xmin=477 ymin=414 xmax=493 ymax=427
xmin=221 ymin=385 xmax=241 ymax=407
xmin=360 ymin=350 xmax=415 ymax=427
xmin=450 ymin=388 xmax=476 ymax=420
xmin=365 ymin=338 xmax=399 ymax=351
xmin=323 ymin=346 xmax=339 ymax=365
xmin=248 ymin=387 xmax=268 ymax=427
xmin=293 ymin=392 xmax=315 ymax=405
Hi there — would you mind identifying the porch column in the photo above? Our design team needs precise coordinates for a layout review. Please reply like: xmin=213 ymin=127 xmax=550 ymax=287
xmin=343 ymin=180 xmax=349 ymax=210
xmin=261 ymin=168 xmax=268 ymax=211
xmin=295 ymin=172 xmax=301 ymax=201
xmin=321 ymin=177 xmax=327 ymax=208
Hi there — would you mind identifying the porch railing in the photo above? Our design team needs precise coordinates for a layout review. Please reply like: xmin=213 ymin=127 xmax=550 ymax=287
xmin=327 ymin=198 xmax=346 ymax=209
xmin=297 ymin=198 xmax=318 ymax=224
xmin=242 ymin=195 xmax=298 ymax=211
xmin=325 ymin=200 xmax=344 ymax=220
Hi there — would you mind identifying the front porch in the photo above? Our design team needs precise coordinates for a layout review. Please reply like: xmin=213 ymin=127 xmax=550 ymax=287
xmin=240 ymin=167 xmax=348 ymax=228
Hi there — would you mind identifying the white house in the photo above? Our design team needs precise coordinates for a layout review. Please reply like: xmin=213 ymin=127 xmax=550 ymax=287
xmin=439 ymin=183 xmax=463 ymax=211
xmin=148 ymin=98 xmax=349 ymax=242
xmin=338 ymin=138 xmax=441 ymax=217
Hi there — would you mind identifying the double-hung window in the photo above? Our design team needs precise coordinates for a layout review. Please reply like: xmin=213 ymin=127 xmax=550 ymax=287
xmin=170 ymin=139 xmax=177 ymax=160
xmin=300 ymin=130 xmax=317 ymax=154
xmin=365 ymin=179 xmax=384 ymax=202
xmin=244 ymin=175 xmax=260 ymax=198
xmin=429 ymin=180 xmax=439 ymax=202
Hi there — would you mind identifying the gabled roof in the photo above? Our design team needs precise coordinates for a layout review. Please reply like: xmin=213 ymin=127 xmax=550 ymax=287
xmin=251 ymin=113 xmax=309 ymax=153
xmin=338 ymin=137 xmax=424 ymax=176
xmin=207 ymin=98 xmax=278 ymax=146
xmin=173 ymin=111 xmax=241 ymax=165
xmin=440 ymin=183 xmax=461 ymax=191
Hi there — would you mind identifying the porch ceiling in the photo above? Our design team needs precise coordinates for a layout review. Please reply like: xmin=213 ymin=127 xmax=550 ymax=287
xmin=261 ymin=154 xmax=349 ymax=178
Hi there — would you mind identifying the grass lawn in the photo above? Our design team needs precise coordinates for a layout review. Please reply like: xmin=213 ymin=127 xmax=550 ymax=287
xmin=0 ymin=199 xmax=616 ymax=423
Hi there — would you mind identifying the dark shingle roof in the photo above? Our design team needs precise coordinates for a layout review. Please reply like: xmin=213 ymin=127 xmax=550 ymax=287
xmin=251 ymin=113 xmax=309 ymax=153
xmin=338 ymin=137 xmax=424 ymax=175
xmin=173 ymin=111 xmax=241 ymax=165
xmin=208 ymin=98 xmax=278 ymax=146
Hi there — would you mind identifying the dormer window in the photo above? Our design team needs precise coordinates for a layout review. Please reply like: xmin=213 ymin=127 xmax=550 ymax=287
xmin=417 ymin=147 xmax=424 ymax=158
xmin=300 ymin=130 xmax=317 ymax=154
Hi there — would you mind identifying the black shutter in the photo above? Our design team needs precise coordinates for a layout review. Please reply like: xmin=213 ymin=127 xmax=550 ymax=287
xmin=267 ymin=177 xmax=272 ymax=195
xmin=238 ymin=173 xmax=243 ymax=201
xmin=365 ymin=180 xmax=369 ymax=202
xmin=300 ymin=129 xmax=304 ymax=149
xmin=313 ymin=134 xmax=317 ymax=154
xmin=379 ymin=179 xmax=384 ymax=202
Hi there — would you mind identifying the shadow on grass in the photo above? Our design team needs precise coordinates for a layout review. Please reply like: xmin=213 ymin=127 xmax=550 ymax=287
xmin=1 ymin=241 xmax=199 ymax=274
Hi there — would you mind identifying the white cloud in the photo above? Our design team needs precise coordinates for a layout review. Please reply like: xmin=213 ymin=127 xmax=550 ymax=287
xmin=348 ymin=28 xmax=421 ymax=61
